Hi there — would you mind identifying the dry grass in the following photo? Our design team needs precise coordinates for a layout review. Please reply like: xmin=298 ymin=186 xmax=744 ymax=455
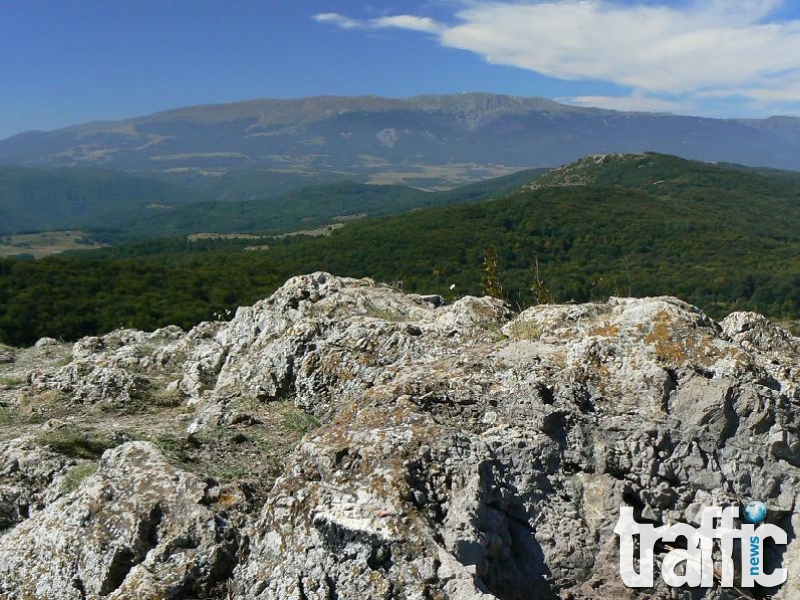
xmin=506 ymin=320 xmax=544 ymax=340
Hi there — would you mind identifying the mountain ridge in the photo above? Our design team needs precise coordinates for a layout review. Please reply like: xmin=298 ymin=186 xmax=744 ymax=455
xmin=3 ymin=93 xmax=800 ymax=174
xmin=3 ymin=93 xmax=617 ymax=136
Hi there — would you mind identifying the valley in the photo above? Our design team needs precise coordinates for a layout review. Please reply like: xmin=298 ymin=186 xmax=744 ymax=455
xmin=2 ymin=152 xmax=800 ymax=348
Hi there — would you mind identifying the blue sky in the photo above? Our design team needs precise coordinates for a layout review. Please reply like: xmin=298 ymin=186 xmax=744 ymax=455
xmin=2 ymin=0 xmax=800 ymax=139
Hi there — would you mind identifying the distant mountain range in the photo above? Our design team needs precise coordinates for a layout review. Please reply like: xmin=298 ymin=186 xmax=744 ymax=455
xmin=2 ymin=93 xmax=800 ymax=178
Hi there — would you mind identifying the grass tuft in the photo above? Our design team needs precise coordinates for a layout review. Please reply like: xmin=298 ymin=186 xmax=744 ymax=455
xmin=36 ymin=428 xmax=117 ymax=459
xmin=61 ymin=462 xmax=99 ymax=494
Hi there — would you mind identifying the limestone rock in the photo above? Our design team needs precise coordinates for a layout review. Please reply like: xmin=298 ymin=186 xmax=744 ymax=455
xmin=0 ymin=438 xmax=78 ymax=528
xmin=0 ymin=441 xmax=239 ymax=599
xmin=1 ymin=273 xmax=799 ymax=598
xmin=34 ymin=337 xmax=59 ymax=348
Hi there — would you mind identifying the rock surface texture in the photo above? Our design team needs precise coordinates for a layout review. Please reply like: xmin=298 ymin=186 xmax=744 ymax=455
xmin=0 ymin=272 xmax=799 ymax=599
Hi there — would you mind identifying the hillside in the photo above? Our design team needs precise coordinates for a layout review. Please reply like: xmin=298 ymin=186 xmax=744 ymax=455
xmin=0 ymin=162 xmax=541 ymax=243
xmin=2 ymin=94 xmax=800 ymax=179
xmin=93 ymin=168 xmax=545 ymax=242
xmin=150 ymin=168 xmax=365 ymax=202
xmin=0 ymin=273 xmax=797 ymax=597
xmin=2 ymin=153 xmax=800 ymax=346
xmin=0 ymin=166 xmax=209 ymax=235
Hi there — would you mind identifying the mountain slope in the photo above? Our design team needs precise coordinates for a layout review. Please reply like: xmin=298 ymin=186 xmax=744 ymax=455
xmin=0 ymin=162 xmax=542 ymax=241
xmin=0 ymin=166 xmax=209 ymax=235
xmin=2 ymin=93 xmax=800 ymax=174
xmin=268 ymin=153 xmax=800 ymax=314
xmin=92 ymin=167 xmax=545 ymax=242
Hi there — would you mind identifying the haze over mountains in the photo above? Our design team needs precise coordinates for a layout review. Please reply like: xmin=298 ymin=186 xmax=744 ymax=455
xmin=2 ymin=93 xmax=800 ymax=178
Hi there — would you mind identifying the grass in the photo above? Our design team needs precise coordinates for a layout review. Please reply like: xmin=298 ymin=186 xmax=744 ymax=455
xmin=52 ymin=355 xmax=74 ymax=368
xmin=506 ymin=320 xmax=544 ymax=340
xmin=151 ymin=433 xmax=194 ymax=470
xmin=0 ymin=230 xmax=107 ymax=259
xmin=0 ymin=407 xmax=17 ymax=426
xmin=147 ymin=385 xmax=185 ymax=409
xmin=282 ymin=408 xmax=320 ymax=433
xmin=363 ymin=300 xmax=407 ymax=322
xmin=206 ymin=461 xmax=282 ymax=483
xmin=478 ymin=320 xmax=508 ymax=343
xmin=93 ymin=378 xmax=185 ymax=416
xmin=229 ymin=395 xmax=262 ymax=412
xmin=0 ymin=404 xmax=45 ymax=427
xmin=151 ymin=426 xmax=287 ymax=484
xmin=778 ymin=319 xmax=800 ymax=337
xmin=35 ymin=428 xmax=117 ymax=459
xmin=0 ymin=375 xmax=24 ymax=387
xmin=61 ymin=462 xmax=99 ymax=493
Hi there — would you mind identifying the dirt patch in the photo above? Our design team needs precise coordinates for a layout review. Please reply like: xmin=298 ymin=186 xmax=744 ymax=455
xmin=276 ymin=223 xmax=344 ymax=238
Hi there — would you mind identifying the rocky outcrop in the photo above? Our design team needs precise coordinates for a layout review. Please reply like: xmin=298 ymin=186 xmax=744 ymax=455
xmin=0 ymin=272 xmax=798 ymax=598
xmin=0 ymin=435 xmax=78 ymax=528
xmin=0 ymin=442 xmax=239 ymax=599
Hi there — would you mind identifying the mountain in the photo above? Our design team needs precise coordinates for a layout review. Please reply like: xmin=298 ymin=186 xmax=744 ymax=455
xmin=0 ymin=166 xmax=209 ymax=235
xmin=2 ymin=94 xmax=800 ymax=178
xmin=0 ymin=273 xmax=798 ymax=597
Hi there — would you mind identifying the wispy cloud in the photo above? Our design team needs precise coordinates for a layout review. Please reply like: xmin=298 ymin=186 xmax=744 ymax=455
xmin=313 ymin=12 xmax=444 ymax=34
xmin=375 ymin=15 xmax=444 ymax=34
xmin=565 ymin=94 xmax=692 ymax=114
xmin=313 ymin=13 xmax=361 ymax=30
xmin=313 ymin=1 xmax=800 ymax=115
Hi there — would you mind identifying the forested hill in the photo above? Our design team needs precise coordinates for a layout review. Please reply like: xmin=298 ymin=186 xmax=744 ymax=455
xmin=2 ymin=152 xmax=800 ymax=346
xmin=0 ymin=166 xmax=209 ymax=235
xmin=91 ymin=167 xmax=546 ymax=242
xmin=0 ymin=164 xmax=543 ymax=242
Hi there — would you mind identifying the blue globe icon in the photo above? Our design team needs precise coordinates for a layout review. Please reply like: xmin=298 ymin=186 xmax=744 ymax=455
xmin=744 ymin=501 xmax=767 ymax=524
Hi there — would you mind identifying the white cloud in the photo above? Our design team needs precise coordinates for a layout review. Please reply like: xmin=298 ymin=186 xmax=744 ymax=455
xmin=314 ymin=1 xmax=800 ymax=115
xmin=312 ymin=13 xmax=444 ymax=34
xmin=563 ymin=94 xmax=693 ymax=114
xmin=313 ymin=13 xmax=361 ymax=29
xmin=374 ymin=15 xmax=444 ymax=34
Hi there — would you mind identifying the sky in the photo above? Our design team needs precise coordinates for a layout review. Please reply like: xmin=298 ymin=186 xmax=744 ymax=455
xmin=2 ymin=0 xmax=800 ymax=139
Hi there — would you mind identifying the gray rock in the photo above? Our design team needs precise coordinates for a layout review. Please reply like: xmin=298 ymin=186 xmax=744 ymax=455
xmin=0 ymin=438 xmax=77 ymax=528
xmin=0 ymin=442 xmax=239 ymax=599
xmin=2 ymin=273 xmax=800 ymax=598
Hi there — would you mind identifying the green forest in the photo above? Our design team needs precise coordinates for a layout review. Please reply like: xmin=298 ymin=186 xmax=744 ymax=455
xmin=90 ymin=168 xmax=544 ymax=243
xmin=0 ymin=166 xmax=209 ymax=235
xmin=2 ymin=153 xmax=800 ymax=346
